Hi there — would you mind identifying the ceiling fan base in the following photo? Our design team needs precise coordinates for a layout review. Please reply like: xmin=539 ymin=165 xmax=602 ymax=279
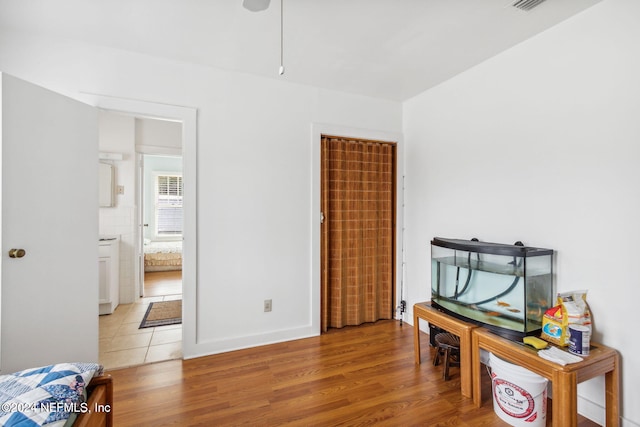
xmin=242 ymin=0 xmax=271 ymax=12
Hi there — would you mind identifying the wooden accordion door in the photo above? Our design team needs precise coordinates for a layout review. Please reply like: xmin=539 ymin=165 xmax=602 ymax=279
xmin=321 ymin=135 xmax=396 ymax=332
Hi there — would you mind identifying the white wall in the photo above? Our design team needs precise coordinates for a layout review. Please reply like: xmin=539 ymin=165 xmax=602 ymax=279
xmin=136 ymin=118 xmax=182 ymax=154
xmin=403 ymin=0 xmax=639 ymax=425
xmin=0 ymin=28 xmax=402 ymax=360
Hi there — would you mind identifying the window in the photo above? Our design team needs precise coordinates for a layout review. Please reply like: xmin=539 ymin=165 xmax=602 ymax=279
xmin=156 ymin=174 xmax=183 ymax=236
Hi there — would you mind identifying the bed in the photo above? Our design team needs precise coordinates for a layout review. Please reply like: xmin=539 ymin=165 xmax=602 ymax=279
xmin=144 ymin=240 xmax=182 ymax=272
xmin=0 ymin=363 xmax=113 ymax=427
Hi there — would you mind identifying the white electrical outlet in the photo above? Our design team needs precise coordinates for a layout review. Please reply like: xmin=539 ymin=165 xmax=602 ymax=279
xmin=264 ymin=299 xmax=272 ymax=312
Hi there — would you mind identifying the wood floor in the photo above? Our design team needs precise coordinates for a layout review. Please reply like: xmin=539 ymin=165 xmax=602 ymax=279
xmin=144 ymin=270 xmax=182 ymax=297
xmin=107 ymin=320 xmax=599 ymax=426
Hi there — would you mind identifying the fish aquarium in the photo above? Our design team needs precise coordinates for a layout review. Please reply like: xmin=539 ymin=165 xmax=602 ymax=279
xmin=431 ymin=237 xmax=554 ymax=340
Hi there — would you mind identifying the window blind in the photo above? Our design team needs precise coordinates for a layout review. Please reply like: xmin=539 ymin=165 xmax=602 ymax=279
xmin=156 ymin=175 xmax=183 ymax=235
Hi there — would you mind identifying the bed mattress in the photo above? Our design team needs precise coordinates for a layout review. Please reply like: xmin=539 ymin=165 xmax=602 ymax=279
xmin=144 ymin=240 xmax=182 ymax=272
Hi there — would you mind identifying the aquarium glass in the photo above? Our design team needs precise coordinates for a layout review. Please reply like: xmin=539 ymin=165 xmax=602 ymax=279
xmin=431 ymin=237 xmax=553 ymax=339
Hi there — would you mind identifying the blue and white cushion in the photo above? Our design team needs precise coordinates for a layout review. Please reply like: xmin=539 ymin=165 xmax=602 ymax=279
xmin=0 ymin=363 xmax=102 ymax=426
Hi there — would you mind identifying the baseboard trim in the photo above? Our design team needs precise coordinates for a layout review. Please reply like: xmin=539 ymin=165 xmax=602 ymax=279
xmin=184 ymin=325 xmax=318 ymax=360
xmin=578 ymin=395 xmax=604 ymax=426
xmin=579 ymin=395 xmax=639 ymax=427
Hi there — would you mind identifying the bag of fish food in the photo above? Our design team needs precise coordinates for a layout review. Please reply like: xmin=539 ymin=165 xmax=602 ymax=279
xmin=557 ymin=290 xmax=591 ymax=346
xmin=541 ymin=290 xmax=591 ymax=346
xmin=541 ymin=304 xmax=566 ymax=346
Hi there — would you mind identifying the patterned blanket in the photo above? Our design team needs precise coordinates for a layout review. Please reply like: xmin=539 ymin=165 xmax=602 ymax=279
xmin=0 ymin=363 xmax=102 ymax=427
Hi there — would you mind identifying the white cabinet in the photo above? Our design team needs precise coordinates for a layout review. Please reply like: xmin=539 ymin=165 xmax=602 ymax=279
xmin=99 ymin=236 xmax=120 ymax=315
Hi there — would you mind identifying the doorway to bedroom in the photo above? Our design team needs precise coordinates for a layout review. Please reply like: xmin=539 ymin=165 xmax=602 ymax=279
xmin=140 ymin=154 xmax=184 ymax=299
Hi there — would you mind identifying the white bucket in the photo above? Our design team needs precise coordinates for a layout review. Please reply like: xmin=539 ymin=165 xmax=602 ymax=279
xmin=489 ymin=353 xmax=548 ymax=427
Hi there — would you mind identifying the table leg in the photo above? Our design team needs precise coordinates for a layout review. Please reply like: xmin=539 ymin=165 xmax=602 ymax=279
xmin=552 ymin=370 xmax=578 ymax=427
xmin=472 ymin=331 xmax=482 ymax=408
xmin=459 ymin=330 xmax=472 ymax=398
xmin=605 ymin=353 xmax=620 ymax=427
xmin=414 ymin=311 xmax=421 ymax=365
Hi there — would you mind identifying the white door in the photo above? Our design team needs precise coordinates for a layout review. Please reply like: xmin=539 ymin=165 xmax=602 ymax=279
xmin=1 ymin=74 xmax=98 ymax=373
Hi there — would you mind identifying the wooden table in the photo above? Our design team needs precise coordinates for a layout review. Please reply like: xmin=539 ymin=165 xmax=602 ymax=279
xmin=413 ymin=301 xmax=478 ymax=398
xmin=471 ymin=327 xmax=620 ymax=427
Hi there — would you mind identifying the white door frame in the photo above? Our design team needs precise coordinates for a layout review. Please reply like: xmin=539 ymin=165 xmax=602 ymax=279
xmin=137 ymin=152 xmax=145 ymax=297
xmin=88 ymin=94 xmax=197 ymax=358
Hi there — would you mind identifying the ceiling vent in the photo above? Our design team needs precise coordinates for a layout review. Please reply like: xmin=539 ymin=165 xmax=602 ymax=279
xmin=512 ymin=0 xmax=547 ymax=11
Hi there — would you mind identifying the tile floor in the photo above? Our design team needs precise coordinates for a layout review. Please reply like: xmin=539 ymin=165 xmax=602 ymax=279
xmin=99 ymin=272 xmax=182 ymax=370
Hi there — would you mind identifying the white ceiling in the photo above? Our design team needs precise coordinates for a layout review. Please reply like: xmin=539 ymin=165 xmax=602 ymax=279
xmin=0 ymin=0 xmax=601 ymax=101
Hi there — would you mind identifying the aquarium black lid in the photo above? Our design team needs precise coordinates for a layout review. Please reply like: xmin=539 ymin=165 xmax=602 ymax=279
xmin=431 ymin=237 xmax=553 ymax=257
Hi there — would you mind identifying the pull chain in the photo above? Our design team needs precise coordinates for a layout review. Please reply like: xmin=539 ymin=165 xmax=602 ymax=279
xmin=279 ymin=0 xmax=285 ymax=75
